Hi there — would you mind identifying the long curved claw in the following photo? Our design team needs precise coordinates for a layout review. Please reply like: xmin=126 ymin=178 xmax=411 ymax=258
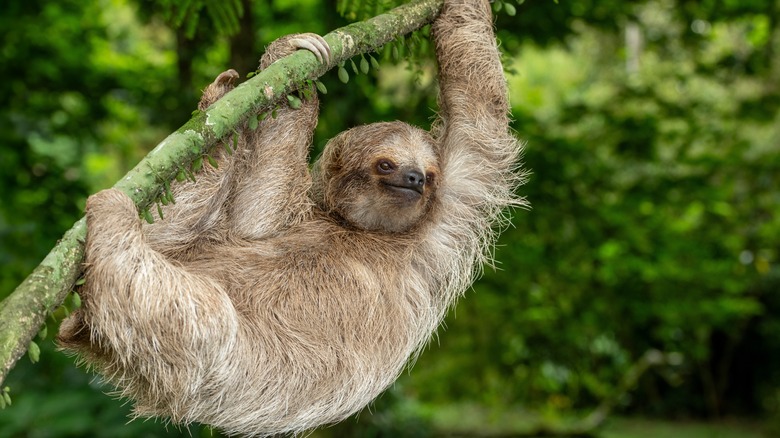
xmin=289 ymin=34 xmax=331 ymax=65
xmin=213 ymin=69 xmax=239 ymax=86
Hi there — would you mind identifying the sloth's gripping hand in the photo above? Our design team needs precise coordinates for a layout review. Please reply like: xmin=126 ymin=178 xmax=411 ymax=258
xmin=289 ymin=34 xmax=331 ymax=65
xmin=226 ymin=32 xmax=330 ymax=241
xmin=200 ymin=34 xmax=329 ymax=111
xmin=260 ymin=33 xmax=331 ymax=70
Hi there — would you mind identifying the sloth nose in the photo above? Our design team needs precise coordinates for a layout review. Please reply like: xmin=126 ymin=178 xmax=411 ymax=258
xmin=405 ymin=170 xmax=425 ymax=187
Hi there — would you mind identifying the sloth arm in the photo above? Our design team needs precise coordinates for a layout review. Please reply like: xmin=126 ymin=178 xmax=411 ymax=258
xmin=432 ymin=0 xmax=514 ymax=170
xmin=420 ymin=0 xmax=521 ymax=295
xmin=145 ymin=34 xmax=330 ymax=253
xmin=227 ymin=34 xmax=330 ymax=240
xmin=60 ymin=189 xmax=240 ymax=393
xmin=141 ymin=70 xmax=242 ymax=256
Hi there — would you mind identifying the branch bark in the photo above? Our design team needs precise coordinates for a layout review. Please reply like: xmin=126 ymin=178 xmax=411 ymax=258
xmin=0 ymin=0 xmax=444 ymax=387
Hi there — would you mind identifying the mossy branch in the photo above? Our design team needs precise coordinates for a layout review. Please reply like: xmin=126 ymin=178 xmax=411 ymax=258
xmin=0 ymin=0 xmax=444 ymax=387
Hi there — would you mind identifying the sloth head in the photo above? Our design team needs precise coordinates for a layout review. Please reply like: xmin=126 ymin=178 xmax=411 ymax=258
xmin=312 ymin=121 xmax=440 ymax=233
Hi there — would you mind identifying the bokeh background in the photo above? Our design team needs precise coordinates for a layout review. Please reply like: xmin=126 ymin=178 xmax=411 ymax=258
xmin=1 ymin=0 xmax=779 ymax=436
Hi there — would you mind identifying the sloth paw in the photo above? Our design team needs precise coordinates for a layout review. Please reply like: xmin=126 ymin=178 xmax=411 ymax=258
xmin=85 ymin=188 xmax=137 ymax=227
xmin=199 ymin=69 xmax=239 ymax=110
xmin=289 ymin=33 xmax=331 ymax=65
xmin=213 ymin=69 xmax=240 ymax=87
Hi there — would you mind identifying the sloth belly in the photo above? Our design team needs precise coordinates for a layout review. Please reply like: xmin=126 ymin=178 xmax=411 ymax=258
xmin=165 ymin=231 xmax=435 ymax=433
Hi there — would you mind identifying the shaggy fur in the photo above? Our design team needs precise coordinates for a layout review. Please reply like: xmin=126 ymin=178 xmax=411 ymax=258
xmin=58 ymin=1 xmax=526 ymax=436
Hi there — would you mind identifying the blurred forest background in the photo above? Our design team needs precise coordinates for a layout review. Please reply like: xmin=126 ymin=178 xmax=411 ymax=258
xmin=1 ymin=0 xmax=779 ymax=436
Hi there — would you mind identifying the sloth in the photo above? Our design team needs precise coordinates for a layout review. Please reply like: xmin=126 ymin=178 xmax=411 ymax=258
xmin=58 ymin=0 xmax=525 ymax=436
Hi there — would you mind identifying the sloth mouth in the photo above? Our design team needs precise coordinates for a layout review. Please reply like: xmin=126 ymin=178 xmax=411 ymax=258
xmin=383 ymin=183 xmax=423 ymax=199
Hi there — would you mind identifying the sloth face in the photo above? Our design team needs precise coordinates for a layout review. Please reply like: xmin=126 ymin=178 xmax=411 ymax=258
xmin=357 ymin=141 xmax=439 ymax=232
xmin=315 ymin=121 xmax=440 ymax=233
xmin=373 ymin=156 xmax=434 ymax=205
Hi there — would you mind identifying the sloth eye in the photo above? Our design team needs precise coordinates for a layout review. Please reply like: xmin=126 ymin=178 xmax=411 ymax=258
xmin=425 ymin=174 xmax=435 ymax=184
xmin=376 ymin=160 xmax=395 ymax=174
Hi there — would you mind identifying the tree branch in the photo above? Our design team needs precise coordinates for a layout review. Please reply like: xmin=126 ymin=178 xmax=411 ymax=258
xmin=0 ymin=0 xmax=444 ymax=387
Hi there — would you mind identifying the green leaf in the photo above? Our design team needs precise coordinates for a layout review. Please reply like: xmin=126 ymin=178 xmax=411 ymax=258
xmin=315 ymin=80 xmax=328 ymax=94
xmin=71 ymin=292 xmax=82 ymax=308
xmin=505 ymin=3 xmax=516 ymax=16
xmin=287 ymin=94 xmax=302 ymax=109
xmin=142 ymin=208 xmax=154 ymax=224
xmin=338 ymin=66 xmax=350 ymax=83
xmin=38 ymin=324 xmax=47 ymax=340
xmin=207 ymin=155 xmax=219 ymax=169
xmin=28 ymin=341 xmax=40 ymax=363
xmin=165 ymin=184 xmax=175 ymax=205
xmin=192 ymin=156 xmax=203 ymax=173
xmin=360 ymin=56 xmax=370 ymax=74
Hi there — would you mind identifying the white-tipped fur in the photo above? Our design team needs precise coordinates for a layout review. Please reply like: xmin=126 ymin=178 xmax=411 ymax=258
xmin=59 ymin=2 xmax=526 ymax=437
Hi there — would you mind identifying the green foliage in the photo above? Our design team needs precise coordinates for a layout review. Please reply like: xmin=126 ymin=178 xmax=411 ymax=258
xmin=0 ymin=0 xmax=176 ymax=296
xmin=0 ymin=387 xmax=10 ymax=410
xmin=407 ymin=0 xmax=780 ymax=420
xmin=337 ymin=0 xmax=406 ymax=22
xmin=149 ymin=0 xmax=244 ymax=38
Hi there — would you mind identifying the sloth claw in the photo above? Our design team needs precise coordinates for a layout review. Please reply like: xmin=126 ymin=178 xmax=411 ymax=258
xmin=214 ymin=69 xmax=240 ymax=86
xmin=289 ymin=34 xmax=331 ymax=65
